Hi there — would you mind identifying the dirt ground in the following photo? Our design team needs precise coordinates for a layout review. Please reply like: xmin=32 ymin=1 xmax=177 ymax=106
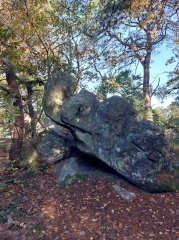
xmin=0 ymin=139 xmax=179 ymax=240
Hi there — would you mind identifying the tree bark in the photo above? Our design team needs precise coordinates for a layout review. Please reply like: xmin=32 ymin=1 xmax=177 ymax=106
xmin=6 ymin=69 xmax=24 ymax=165
xmin=143 ymin=51 xmax=153 ymax=121
xmin=27 ymin=84 xmax=37 ymax=138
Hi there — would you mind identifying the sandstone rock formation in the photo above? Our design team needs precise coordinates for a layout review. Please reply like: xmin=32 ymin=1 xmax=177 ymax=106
xmin=43 ymin=71 xmax=179 ymax=192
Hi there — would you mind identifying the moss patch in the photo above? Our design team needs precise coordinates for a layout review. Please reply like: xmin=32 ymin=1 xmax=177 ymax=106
xmin=156 ymin=172 xmax=179 ymax=192
xmin=59 ymin=172 xmax=86 ymax=188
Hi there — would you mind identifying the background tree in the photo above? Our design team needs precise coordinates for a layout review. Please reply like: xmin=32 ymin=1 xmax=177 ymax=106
xmin=0 ymin=0 xmax=179 ymax=165
xmin=152 ymin=21 xmax=179 ymax=145
xmin=0 ymin=21 xmax=25 ymax=164
xmin=0 ymin=0 xmax=99 ymax=163
xmin=153 ymin=103 xmax=179 ymax=146
xmin=162 ymin=43 xmax=179 ymax=99
xmin=85 ymin=0 xmax=179 ymax=121
xmin=96 ymin=70 xmax=146 ymax=116
xmin=0 ymin=0 xmax=54 ymax=163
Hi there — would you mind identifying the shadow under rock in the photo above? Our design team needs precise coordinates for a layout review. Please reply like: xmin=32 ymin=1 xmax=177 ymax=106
xmin=71 ymin=148 xmax=149 ymax=194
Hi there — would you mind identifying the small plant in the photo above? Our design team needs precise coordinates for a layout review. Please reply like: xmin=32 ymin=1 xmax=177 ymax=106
xmin=38 ymin=163 xmax=47 ymax=171
xmin=25 ymin=168 xmax=35 ymax=177
xmin=76 ymin=171 xmax=86 ymax=179
xmin=158 ymin=180 xmax=179 ymax=193
xmin=59 ymin=174 xmax=76 ymax=188
xmin=13 ymin=179 xmax=23 ymax=185
xmin=28 ymin=224 xmax=47 ymax=239
xmin=19 ymin=159 xmax=30 ymax=170
xmin=14 ymin=168 xmax=35 ymax=184
xmin=0 ymin=199 xmax=23 ymax=223
xmin=59 ymin=172 xmax=86 ymax=188
xmin=0 ymin=183 xmax=8 ymax=191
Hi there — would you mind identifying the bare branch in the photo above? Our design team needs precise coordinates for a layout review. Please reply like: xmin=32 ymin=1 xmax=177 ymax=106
xmin=151 ymin=77 xmax=161 ymax=97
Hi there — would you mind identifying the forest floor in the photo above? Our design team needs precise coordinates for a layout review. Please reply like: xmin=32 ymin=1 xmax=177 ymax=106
xmin=0 ymin=138 xmax=179 ymax=240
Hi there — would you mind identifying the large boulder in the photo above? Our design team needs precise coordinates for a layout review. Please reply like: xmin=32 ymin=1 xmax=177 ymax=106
xmin=43 ymin=71 xmax=179 ymax=192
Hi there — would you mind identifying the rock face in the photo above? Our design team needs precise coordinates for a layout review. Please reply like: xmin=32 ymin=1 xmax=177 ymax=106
xmin=38 ymin=127 xmax=74 ymax=163
xmin=54 ymin=157 xmax=81 ymax=185
xmin=43 ymin=71 xmax=179 ymax=192
xmin=43 ymin=71 xmax=77 ymax=123
xmin=112 ymin=185 xmax=136 ymax=200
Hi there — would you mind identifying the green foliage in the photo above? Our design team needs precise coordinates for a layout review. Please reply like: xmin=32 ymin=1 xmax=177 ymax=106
xmin=115 ymin=70 xmax=143 ymax=104
xmin=0 ymin=197 xmax=23 ymax=223
xmin=97 ymin=70 xmax=142 ymax=99
xmin=165 ymin=104 xmax=179 ymax=145
xmin=0 ymin=0 xmax=95 ymax=137
xmin=96 ymin=70 xmax=144 ymax=114
xmin=0 ymin=183 xmax=8 ymax=191
xmin=0 ymin=80 xmax=20 ymax=134
xmin=38 ymin=163 xmax=47 ymax=171
xmin=0 ymin=0 xmax=178 ymax=133
xmin=59 ymin=174 xmax=76 ymax=188
xmin=158 ymin=174 xmax=179 ymax=193
xmin=159 ymin=43 xmax=179 ymax=100
xmin=153 ymin=103 xmax=179 ymax=146
xmin=23 ymin=168 xmax=35 ymax=178
xmin=28 ymin=224 xmax=47 ymax=238
xmin=76 ymin=171 xmax=86 ymax=179
xmin=12 ymin=168 xmax=36 ymax=185
xmin=59 ymin=172 xmax=86 ymax=188
xmin=151 ymin=181 xmax=179 ymax=193
xmin=153 ymin=106 xmax=168 ymax=127
xmin=13 ymin=179 xmax=23 ymax=185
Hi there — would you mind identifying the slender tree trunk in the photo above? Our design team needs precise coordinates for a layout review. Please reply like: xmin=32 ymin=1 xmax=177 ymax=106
xmin=27 ymin=85 xmax=37 ymax=138
xmin=6 ymin=69 xmax=24 ymax=165
xmin=143 ymin=52 xmax=153 ymax=122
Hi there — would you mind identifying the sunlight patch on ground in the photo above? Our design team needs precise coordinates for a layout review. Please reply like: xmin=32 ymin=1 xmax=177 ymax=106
xmin=28 ymin=150 xmax=38 ymax=164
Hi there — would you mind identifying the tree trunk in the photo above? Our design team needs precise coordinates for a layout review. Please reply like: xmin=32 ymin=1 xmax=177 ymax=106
xmin=28 ymin=93 xmax=37 ymax=138
xmin=6 ymin=69 xmax=24 ymax=165
xmin=143 ymin=53 xmax=153 ymax=122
